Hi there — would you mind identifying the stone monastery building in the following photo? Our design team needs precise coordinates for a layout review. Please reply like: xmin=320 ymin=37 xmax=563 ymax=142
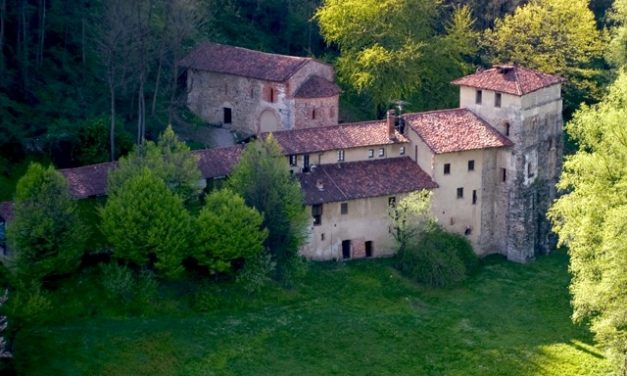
xmin=0 ymin=43 xmax=564 ymax=263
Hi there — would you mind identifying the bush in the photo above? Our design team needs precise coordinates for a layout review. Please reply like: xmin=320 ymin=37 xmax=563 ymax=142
xmin=236 ymin=253 xmax=276 ymax=294
xmin=99 ymin=263 xmax=157 ymax=307
xmin=396 ymin=225 xmax=478 ymax=288
xmin=6 ymin=285 xmax=53 ymax=327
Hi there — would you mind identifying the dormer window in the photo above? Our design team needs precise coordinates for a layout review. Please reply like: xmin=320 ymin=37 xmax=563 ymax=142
xmin=475 ymin=90 xmax=482 ymax=104
xmin=495 ymin=92 xmax=502 ymax=108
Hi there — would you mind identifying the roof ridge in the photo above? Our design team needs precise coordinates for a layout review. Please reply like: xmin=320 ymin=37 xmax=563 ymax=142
xmin=322 ymin=167 xmax=348 ymax=201
xmin=513 ymin=66 xmax=522 ymax=95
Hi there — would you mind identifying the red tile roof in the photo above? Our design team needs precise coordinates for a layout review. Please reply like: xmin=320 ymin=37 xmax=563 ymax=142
xmin=298 ymin=157 xmax=437 ymax=205
xmin=0 ymin=201 xmax=13 ymax=222
xmin=451 ymin=65 xmax=564 ymax=96
xmin=60 ymin=162 xmax=116 ymax=199
xmin=294 ymin=76 xmax=340 ymax=98
xmin=193 ymin=144 xmax=244 ymax=179
xmin=406 ymin=109 xmax=513 ymax=154
xmin=179 ymin=42 xmax=312 ymax=82
xmin=269 ymin=120 xmax=408 ymax=155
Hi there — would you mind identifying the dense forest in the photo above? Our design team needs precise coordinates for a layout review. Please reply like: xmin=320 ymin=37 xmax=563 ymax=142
xmin=0 ymin=0 xmax=617 ymax=170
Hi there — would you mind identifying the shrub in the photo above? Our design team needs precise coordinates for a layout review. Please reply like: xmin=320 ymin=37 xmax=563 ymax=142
xmin=99 ymin=263 xmax=157 ymax=307
xmin=6 ymin=285 xmax=53 ymax=326
xmin=236 ymin=253 xmax=276 ymax=294
xmin=396 ymin=225 xmax=478 ymax=288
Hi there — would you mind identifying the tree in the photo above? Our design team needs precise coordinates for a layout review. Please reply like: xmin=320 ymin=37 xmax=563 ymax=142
xmin=6 ymin=163 xmax=88 ymax=281
xmin=227 ymin=135 xmax=307 ymax=280
xmin=194 ymin=189 xmax=267 ymax=274
xmin=388 ymin=190 xmax=436 ymax=252
xmin=607 ymin=0 xmax=627 ymax=68
xmin=316 ymin=0 xmax=436 ymax=112
xmin=100 ymin=168 xmax=192 ymax=278
xmin=484 ymin=0 xmax=606 ymax=114
xmin=548 ymin=71 xmax=627 ymax=375
xmin=108 ymin=125 xmax=202 ymax=201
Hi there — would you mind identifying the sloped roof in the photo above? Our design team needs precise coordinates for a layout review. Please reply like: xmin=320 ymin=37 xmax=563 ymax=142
xmin=406 ymin=109 xmax=513 ymax=154
xmin=178 ymin=42 xmax=312 ymax=82
xmin=451 ymin=65 xmax=564 ymax=96
xmin=269 ymin=120 xmax=408 ymax=155
xmin=298 ymin=157 xmax=438 ymax=205
xmin=193 ymin=144 xmax=244 ymax=179
xmin=60 ymin=162 xmax=116 ymax=199
xmin=0 ymin=201 xmax=13 ymax=222
xmin=294 ymin=76 xmax=341 ymax=98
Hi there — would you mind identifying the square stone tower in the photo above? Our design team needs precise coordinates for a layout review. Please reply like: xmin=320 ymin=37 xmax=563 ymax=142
xmin=452 ymin=65 xmax=565 ymax=262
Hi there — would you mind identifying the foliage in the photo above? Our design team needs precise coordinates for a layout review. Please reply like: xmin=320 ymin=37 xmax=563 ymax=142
xmin=6 ymin=163 xmax=88 ymax=282
xmin=6 ymin=285 xmax=53 ymax=328
xmin=316 ymin=0 xmax=478 ymax=112
xmin=0 ymin=290 xmax=10 ymax=359
xmin=236 ymin=253 xmax=276 ymax=294
xmin=607 ymin=0 xmax=627 ymax=68
xmin=548 ymin=71 xmax=627 ymax=374
xmin=100 ymin=263 xmax=158 ymax=306
xmin=11 ymin=253 xmax=611 ymax=375
xmin=100 ymin=168 xmax=193 ymax=278
xmin=389 ymin=190 xmax=436 ymax=252
xmin=227 ymin=136 xmax=308 ymax=282
xmin=396 ymin=225 xmax=478 ymax=288
xmin=108 ymin=125 xmax=202 ymax=202
xmin=484 ymin=0 xmax=607 ymax=114
xmin=194 ymin=189 xmax=267 ymax=274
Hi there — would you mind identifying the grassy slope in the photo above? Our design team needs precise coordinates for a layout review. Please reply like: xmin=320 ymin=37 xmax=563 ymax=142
xmin=14 ymin=252 xmax=609 ymax=375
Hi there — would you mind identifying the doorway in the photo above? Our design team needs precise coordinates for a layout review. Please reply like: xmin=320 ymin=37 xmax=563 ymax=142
xmin=342 ymin=240 xmax=351 ymax=259
xmin=365 ymin=241 xmax=373 ymax=258
xmin=223 ymin=107 xmax=232 ymax=124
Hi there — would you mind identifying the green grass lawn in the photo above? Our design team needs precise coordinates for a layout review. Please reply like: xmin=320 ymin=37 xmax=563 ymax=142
xmin=13 ymin=252 xmax=609 ymax=375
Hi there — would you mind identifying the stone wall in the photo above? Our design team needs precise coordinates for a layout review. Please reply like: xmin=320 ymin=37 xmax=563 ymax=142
xmin=293 ymin=96 xmax=339 ymax=129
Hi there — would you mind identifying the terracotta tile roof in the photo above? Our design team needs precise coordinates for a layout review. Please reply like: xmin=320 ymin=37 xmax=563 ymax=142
xmin=179 ymin=42 xmax=312 ymax=82
xmin=406 ymin=109 xmax=513 ymax=154
xmin=0 ymin=201 xmax=13 ymax=222
xmin=451 ymin=65 xmax=564 ymax=96
xmin=193 ymin=144 xmax=244 ymax=179
xmin=268 ymin=120 xmax=408 ymax=155
xmin=294 ymin=76 xmax=340 ymax=98
xmin=60 ymin=162 xmax=116 ymax=199
xmin=298 ymin=157 xmax=437 ymax=205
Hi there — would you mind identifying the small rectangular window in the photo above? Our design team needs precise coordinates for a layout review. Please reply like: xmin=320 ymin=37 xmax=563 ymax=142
xmin=223 ymin=107 xmax=232 ymax=124
xmin=527 ymin=163 xmax=535 ymax=178
xmin=505 ymin=123 xmax=511 ymax=136
xmin=472 ymin=190 xmax=477 ymax=205
xmin=378 ymin=148 xmax=385 ymax=157
xmin=457 ymin=187 xmax=464 ymax=199
xmin=341 ymin=202 xmax=348 ymax=215
xmin=495 ymin=92 xmax=502 ymax=108
xmin=269 ymin=88 xmax=275 ymax=102
xmin=312 ymin=108 xmax=316 ymax=120
xmin=312 ymin=204 xmax=323 ymax=226
xmin=476 ymin=90 xmax=482 ymax=104
xmin=289 ymin=155 xmax=297 ymax=167
xmin=468 ymin=160 xmax=475 ymax=171
xmin=502 ymin=168 xmax=507 ymax=182
xmin=368 ymin=149 xmax=374 ymax=158
xmin=388 ymin=196 xmax=396 ymax=207
xmin=338 ymin=150 xmax=345 ymax=162
xmin=444 ymin=163 xmax=451 ymax=175
xmin=400 ymin=146 xmax=405 ymax=155
xmin=321 ymin=233 xmax=325 ymax=241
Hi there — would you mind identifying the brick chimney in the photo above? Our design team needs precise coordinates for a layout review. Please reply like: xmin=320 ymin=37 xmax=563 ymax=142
xmin=387 ymin=109 xmax=396 ymax=140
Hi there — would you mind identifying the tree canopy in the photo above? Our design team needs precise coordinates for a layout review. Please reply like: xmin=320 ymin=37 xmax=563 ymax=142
xmin=316 ymin=1 xmax=478 ymax=113
xmin=100 ymin=168 xmax=193 ymax=278
xmin=194 ymin=189 xmax=267 ymax=274
xmin=7 ymin=163 xmax=88 ymax=282
xmin=484 ymin=0 xmax=607 ymax=114
xmin=227 ymin=135 xmax=307 ymax=281
xmin=107 ymin=125 xmax=202 ymax=202
xmin=548 ymin=71 xmax=627 ymax=374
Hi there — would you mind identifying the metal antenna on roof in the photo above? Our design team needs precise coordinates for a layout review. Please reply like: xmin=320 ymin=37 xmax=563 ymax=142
xmin=390 ymin=99 xmax=409 ymax=135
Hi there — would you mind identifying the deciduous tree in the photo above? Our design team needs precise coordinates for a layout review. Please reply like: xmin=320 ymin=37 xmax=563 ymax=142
xmin=194 ymin=189 xmax=267 ymax=273
xmin=108 ymin=125 xmax=202 ymax=201
xmin=227 ymin=135 xmax=307 ymax=281
xmin=484 ymin=0 xmax=606 ymax=114
xmin=7 ymin=163 xmax=88 ymax=281
xmin=100 ymin=168 xmax=192 ymax=278
xmin=548 ymin=72 xmax=627 ymax=375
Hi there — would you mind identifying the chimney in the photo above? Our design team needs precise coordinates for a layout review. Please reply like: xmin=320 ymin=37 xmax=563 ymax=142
xmin=316 ymin=179 xmax=325 ymax=191
xmin=387 ymin=109 xmax=396 ymax=140
xmin=495 ymin=64 xmax=514 ymax=74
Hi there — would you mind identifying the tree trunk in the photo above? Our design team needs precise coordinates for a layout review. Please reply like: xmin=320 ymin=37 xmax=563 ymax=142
xmin=37 ymin=0 xmax=45 ymax=67
xmin=0 ymin=0 xmax=6 ymax=72
xmin=109 ymin=79 xmax=116 ymax=161
xmin=151 ymin=51 xmax=163 ymax=115
xmin=20 ymin=0 xmax=29 ymax=91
